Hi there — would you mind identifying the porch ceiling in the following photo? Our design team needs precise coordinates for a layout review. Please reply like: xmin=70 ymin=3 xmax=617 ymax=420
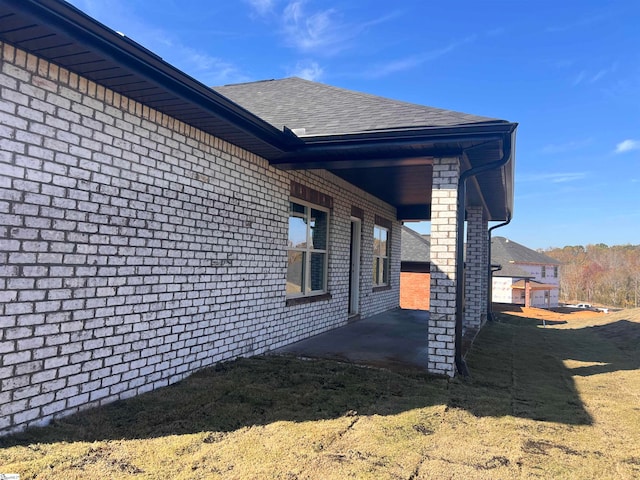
xmin=217 ymin=78 xmax=517 ymax=222
xmin=275 ymin=127 xmax=516 ymax=221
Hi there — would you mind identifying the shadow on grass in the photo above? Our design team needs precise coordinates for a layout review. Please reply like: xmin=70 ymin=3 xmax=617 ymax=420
xmin=0 ymin=356 xmax=449 ymax=447
xmin=454 ymin=313 xmax=639 ymax=427
xmin=558 ymin=320 xmax=640 ymax=376
xmin=1 ymin=312 xmax=638 ymax=447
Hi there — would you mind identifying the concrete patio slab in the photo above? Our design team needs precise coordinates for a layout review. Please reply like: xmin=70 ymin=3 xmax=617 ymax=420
xmin=272 ymin=308 xmax=429 ymax=371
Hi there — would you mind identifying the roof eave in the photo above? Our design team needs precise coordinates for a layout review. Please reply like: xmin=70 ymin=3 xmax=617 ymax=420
xmin=290 ymin=121 xmax=517 ymax=146
xmin=271 ymin=122 xmax=517 ymax=169
xmin=1 ymin=0 xmax=301 ymax=156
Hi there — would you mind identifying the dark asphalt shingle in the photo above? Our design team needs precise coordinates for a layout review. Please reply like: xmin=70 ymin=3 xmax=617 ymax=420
xmin=493 ymin=262 xmax=535 ymax=279
xmin=214 ymin=77 xmax=498 ymax=137
xmin=401 ymin=226 xmax=430 ymax=263
xmin=491 ymin=236 xmax=560 ymax=267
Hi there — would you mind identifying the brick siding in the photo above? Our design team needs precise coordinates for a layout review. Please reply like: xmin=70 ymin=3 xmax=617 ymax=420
xmin=399 ymin=272 xmax=430 ymax=310
xmin=427 ymin=157 xmax=460 ymax=377
xmin=464 ymin=206 xmax=487 ymax=330
xmin=0 ymin=42 xmax=400 ymax=435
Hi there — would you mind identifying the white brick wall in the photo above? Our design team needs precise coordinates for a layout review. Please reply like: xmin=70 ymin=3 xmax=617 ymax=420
xmin=0 ymin=42 xmax=399 ymax=435
xmin=428 ymin=157 xmax=460 ymax=377
xmin=464 ymin=205 xmax=487 ymax=330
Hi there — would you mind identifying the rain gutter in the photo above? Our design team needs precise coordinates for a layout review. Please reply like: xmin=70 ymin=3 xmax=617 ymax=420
xmin=275 ymin=124 xmax=516 ymax=169
xmin=293 ymin=122 xmax=514 ymax=145
xmin=454 ymin=133 xmax=514 ymax=377
xmin=487 ymin=217 xmax=512 ymax=322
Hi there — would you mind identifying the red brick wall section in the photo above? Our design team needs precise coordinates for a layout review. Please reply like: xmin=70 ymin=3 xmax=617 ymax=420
xmin=400 ymin=272 xmax=430 ymax=310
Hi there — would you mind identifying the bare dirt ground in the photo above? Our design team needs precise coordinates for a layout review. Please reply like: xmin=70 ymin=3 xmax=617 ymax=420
xmin=494 ymin=304 xmax=607 ymax=321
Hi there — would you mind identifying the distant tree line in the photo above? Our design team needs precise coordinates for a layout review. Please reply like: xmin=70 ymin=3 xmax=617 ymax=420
xmin=543 ymin=244 xmax=640 ymax=308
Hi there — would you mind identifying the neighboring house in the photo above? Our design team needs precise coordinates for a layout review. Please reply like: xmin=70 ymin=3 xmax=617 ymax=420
xmin=400 ymin=226 xmax=430 ymax=310
xmin=491 ymin=237 xmax=561 ymax=308
xmin=0 ymin=0 xmax=517 ymax=435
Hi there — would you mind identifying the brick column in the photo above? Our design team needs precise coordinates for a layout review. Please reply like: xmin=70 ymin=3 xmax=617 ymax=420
xmin=479 ymin=214 xmax=489 ymax=324
xmin=464 ymin=206 xmax=487 ymax=331
xmin=428 ymin=157 xmax=460 ymax=377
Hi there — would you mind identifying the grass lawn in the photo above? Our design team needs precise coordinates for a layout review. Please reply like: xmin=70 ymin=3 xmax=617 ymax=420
xmin=1 ymin=308 xmax=639 ymax=479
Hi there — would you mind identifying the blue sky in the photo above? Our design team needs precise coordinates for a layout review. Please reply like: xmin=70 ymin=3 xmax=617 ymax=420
xmin=67 ymin=0 xmax=639 ymax=249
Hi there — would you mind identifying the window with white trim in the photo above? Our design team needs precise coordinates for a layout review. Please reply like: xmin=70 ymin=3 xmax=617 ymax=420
xmin=373 ymin=225 xmax=389 ymax=286
xmin=541 ymin=265 xmax=546 ymax=278
xmin=287 ymin=200 xmax=329 ymax=297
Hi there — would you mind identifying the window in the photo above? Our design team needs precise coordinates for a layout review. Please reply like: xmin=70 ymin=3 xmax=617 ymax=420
xmin=553 ymin=266 xmax=558 ymax=278
xmin=541 ymin=265 xmax=546 ymax=278
xmin=287 ymin=201 xmax=329 ymax=297
xmin=373 ymin=225 xmax=389 ymax=286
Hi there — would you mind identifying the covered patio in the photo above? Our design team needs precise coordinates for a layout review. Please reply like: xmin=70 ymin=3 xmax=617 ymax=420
xmin=273 ymin=309 xmax=430 ymax=372
xmin=218 ymin=78 xmax=518 ymax=377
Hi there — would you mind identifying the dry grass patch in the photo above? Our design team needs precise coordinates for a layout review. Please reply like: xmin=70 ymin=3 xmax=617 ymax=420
xmin=1 ymin=308 xmax=639 ymax=479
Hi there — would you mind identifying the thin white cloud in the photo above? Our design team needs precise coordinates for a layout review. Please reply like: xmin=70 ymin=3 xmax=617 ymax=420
xmin=367 ymin=55 xmax=424 ymax=78
xmin=554 ymin=59 xmax=575 ymax=69
xmin=249 ymin=1 xmax=400 ymax=56
xmin=572 ymin=62 xmax=618 ymax=87
xmin=485 ymin=27 xmax=506 ymax=37
xmin=546 ymin=13 xmax=610 ymax=33
xmin=519 ymin=172 xmax=589 ymax=183
xmin=366 ymin=35 xmax=477 ymax=78
xmin=246 ymin=0 xmax=275 ymax=16
xmin=590 ymin=69 xmax=607 ymax=83
xmin=67 ymin=0 xmax=249 ymax=86
xmin=283 ymin=1 xmax=341 ymax=52
xmin=289 ymin=60 xmax=324 ymax=81
xmin=540 ymin=139 xmax=593 ymax=154
xmin=615 ymin=139 xmax=640 ymax=154
xmin=572 ymin=70 xmax=586 ymax=87
xmin=601 ymin=72 xmax=640 ymax=103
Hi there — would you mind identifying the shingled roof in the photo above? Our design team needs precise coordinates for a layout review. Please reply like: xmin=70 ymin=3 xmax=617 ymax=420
xmin=491 ymin=237 xmax=560 ymax=267
xmin=493 ymin=263 xmax=535 ymax=279
xmin=401 ymin=226 xmax=431 ymax=263
xmin=0 ymin=0 xmax=516 ymax=224
xmin=214 ymin=77 xmax=498 ymax=137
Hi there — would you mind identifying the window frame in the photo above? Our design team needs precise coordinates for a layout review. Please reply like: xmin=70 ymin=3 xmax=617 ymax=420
xmin=373 ymin=224 xmax=390 ymax=287
xmin=286 ymin=199 xmax=330 ymax=299
xmin=541 ymin=265 xmax=546 ymax=278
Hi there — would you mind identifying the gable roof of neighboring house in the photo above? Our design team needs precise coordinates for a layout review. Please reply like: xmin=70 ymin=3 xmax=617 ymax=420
xmin=214 ymin=77 xmax=498 ymax=137
xmin=493 ymin=263 xmax=535 ymax=279
xmin=492 ymin=236 xmax=561 ymax=267
xmin=401 ymin=226 xmax=431 ymax=263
